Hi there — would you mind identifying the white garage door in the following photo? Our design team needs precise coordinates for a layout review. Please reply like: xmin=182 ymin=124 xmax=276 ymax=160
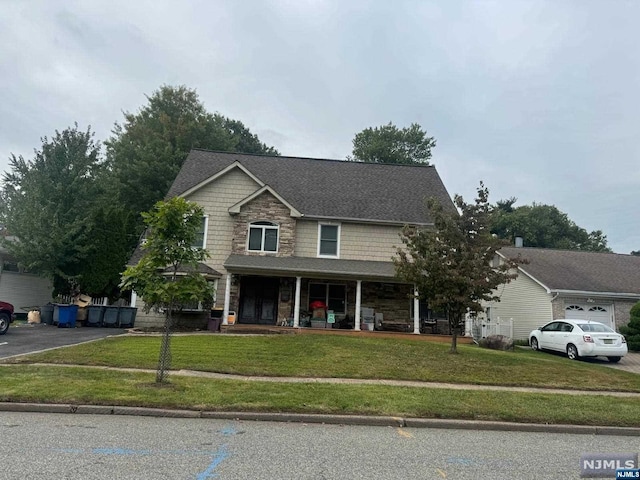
xmin=565 ymin=304 xmax=613 ymax=328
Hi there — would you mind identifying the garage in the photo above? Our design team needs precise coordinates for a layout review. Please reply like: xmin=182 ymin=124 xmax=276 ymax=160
xmin=565 ymin=303 xmax=613 ymax=328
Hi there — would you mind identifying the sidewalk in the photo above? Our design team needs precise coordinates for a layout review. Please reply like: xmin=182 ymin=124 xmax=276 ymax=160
xmin=6 ymin=363 xmax=640 ymax=397
xmin=2 ymin=363 xmax=640 ymax=435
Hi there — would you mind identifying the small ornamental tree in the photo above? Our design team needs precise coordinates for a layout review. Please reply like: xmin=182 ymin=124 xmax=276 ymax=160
xmin=394 ymin=183 xmax=524 ymax=353
xmin=121 ymin=197 xmax=213 ymax=383
xmin=620 ymin=302 xmax=640 ymax=351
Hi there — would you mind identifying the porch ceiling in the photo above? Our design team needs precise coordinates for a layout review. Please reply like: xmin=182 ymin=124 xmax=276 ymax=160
xmin=224 ymin=254 xmax=400 ymax=282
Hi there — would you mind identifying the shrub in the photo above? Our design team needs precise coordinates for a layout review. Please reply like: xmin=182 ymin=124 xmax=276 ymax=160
xmin=620 ymin=301 xmax=640 ymax=351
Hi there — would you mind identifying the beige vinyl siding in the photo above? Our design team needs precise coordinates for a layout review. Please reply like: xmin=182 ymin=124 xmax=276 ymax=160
xmin=184 ymin=168 xmax=261 ymax=305
xmin=295 ymin=220 xmax=402 ymax=262
xmin=0 ymin=271 xmax=53 ymax=314
xmin=488 ymin=272 xmax=554 ymax=341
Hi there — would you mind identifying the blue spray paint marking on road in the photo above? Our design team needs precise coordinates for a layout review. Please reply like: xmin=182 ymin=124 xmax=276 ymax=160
xmin=196 ymin=445 xmax=229 ymax=480
xmin=218 ymin=425 xmax=237 ymax=436
xmin=93 ymin=448 xmax=152 ymax=455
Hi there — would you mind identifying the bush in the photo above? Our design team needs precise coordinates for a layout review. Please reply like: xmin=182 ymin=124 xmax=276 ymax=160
xmin=620 ymin=301 xmax=640 ymax=351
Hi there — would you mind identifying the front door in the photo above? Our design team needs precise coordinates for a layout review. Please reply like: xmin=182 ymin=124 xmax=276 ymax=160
xmin=238 ymin=277 xmax=279 ymax=325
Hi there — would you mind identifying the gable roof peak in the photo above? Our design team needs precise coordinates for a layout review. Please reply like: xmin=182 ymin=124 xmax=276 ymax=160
xmin=169 ymin=149 xmax=454 ymax=224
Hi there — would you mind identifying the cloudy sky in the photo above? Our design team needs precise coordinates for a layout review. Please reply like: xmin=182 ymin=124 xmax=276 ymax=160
xmin=1 ymin=1 xmax=639 ymax=253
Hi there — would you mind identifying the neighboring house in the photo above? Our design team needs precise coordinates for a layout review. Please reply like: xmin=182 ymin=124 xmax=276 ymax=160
xmin=0 ymin=234 xmax=53 ymax=315
xmin=131 ymin=149 xmax=455 ymax=331
xmin=483 ymin=246 xmax=640 ymax=341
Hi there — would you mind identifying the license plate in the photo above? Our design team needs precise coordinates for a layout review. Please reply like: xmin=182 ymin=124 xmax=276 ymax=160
xmin=604 ymin=339 xmax=613 ymax=344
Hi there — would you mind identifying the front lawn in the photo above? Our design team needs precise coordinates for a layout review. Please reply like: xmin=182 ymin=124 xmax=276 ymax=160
xmin=1 ymin=365 xmax=639 ymax=427
xmin=6 ymin=334 xmax=640 ymax=392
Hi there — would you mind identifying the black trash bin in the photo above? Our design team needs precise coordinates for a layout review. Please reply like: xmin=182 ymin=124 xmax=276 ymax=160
xmin=86 ymin=305 xmax=105 ymax=327
xmin=118 ymin=307 xmax=137 ymax=328
xmin=208 ymin=308 xmax=223 ymax=332
xmin=102 ymin=306 xmax=120 ymax=327
xmin=40 ymin=304 xmax=54 ymax=325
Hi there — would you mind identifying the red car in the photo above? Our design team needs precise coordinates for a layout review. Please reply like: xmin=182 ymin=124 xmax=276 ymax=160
xmin=0 ymin=301 xmax=15 ymax=335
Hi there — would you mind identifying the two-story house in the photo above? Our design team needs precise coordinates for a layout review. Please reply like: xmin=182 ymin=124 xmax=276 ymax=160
xmin=132 ymin=149 xmax=456 ymax=332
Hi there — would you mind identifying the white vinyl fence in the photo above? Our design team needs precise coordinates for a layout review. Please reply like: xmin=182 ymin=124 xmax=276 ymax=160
xmin=471 ymin=317 xmax=513 ymax=344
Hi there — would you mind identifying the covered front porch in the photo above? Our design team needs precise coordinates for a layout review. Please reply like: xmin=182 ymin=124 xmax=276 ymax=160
xmin=220 ymin=322 xmax=474 ymax=343
xmin=220 ymin=254 xmax=453 ymax=335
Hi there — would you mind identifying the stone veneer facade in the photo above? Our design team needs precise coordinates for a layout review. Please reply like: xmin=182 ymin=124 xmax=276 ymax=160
xmin=231 ymin=191 xmax=296 ymax=257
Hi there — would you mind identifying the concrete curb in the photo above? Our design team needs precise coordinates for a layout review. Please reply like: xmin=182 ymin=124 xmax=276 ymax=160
xmin=2 ymin=402 xmax=639 ymax=436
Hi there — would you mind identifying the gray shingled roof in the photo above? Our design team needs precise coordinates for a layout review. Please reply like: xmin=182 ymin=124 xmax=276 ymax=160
xmin=162 ymin=263 xmax=222 ymax=278
xmin=500 ymin=247 xmax=640 ymax=295
xmin=167 ymin=149 xmax=455 ymax=224
xmin=224 ymin=254 xmax=398 ymax=281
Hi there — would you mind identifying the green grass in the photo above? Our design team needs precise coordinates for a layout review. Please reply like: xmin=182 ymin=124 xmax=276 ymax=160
xmin=3 ymin=334 xmax=639 ymax=426
xmin=7 ymin=334 xmax=640 ymax=391
xmin=1 ymin=365 xmax=639 ymax=427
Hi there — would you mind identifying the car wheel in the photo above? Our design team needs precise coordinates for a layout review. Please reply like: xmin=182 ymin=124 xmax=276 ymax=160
xmin=608 ymin=356 xmax=622 ymax=363
xmin=530 ymin=337 xmax=539 ymax=351
xmin=0 ymin=313 xmax=9 ymax=335
xmin=567 ymin=344 xmax=579 ymax=360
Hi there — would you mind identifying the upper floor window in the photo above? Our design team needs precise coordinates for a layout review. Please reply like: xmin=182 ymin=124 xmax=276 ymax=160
xmin=191 ymin=216 xmax=208 ymax=249
xmin=248 ymin=221 xmax=279 ymax=253
xmin=318 ymin=223 xmax=340 ymax=257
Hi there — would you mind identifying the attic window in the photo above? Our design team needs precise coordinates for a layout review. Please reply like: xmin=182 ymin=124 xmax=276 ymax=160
xmin=248 ymin=221 xmax=279 ymax=253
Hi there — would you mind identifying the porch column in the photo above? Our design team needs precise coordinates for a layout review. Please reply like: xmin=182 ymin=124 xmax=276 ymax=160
xmin=293 ymin=276 xmax=302 ymax=328
xmin=222 ymin=273 xmax=232 ymax=325
xmin=130 ymin=291 xmax=137 ymax=308
xmin=355 ymin=279 xmax=362 ymax=331
xmin=413 ymin=285 xmax=420 ymax=334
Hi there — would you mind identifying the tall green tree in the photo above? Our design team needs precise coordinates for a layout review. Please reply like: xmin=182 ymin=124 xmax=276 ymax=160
xmin=222 ymin=118 xmax=279 ymax=156
xmin=490 ymin=201 xmax=610 ymax=252
xmin=394 ymin=184 xmax=522 ymax=353
xmin=0 ymin=124 xmax=107 ymax=295
xmin=349 ymin=122 xmax=436 ymax=165
xmin=106 ymin=85 xmax=279 ymax=221
xmin=121 ymin=197 xmax=213 ymax=383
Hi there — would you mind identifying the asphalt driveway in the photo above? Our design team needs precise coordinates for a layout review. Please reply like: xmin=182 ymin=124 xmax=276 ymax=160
xmin=590 ymin=351 xmax=640 ymax=374
xmin=0 ymin=323 xmax=125 ymax=359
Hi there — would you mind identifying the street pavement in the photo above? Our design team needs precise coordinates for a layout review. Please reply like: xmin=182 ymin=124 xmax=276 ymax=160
xmin=1 ymin=411 xmax=637 ymax=480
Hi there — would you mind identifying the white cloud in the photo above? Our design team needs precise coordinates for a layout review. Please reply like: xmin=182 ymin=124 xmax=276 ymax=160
xmin=1 ymin=0 xmax=639 ymax=253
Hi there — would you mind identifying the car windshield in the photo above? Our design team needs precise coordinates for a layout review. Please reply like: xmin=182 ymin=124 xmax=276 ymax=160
xmin=577 ymin=323 xmax=614 ymax=333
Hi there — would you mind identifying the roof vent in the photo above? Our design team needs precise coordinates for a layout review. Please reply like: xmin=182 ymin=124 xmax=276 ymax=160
xmin=515 ymin=236 xmax=524 ymax=248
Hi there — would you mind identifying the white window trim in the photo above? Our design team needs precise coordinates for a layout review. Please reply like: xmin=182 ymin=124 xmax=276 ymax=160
xmin=308 ymin=282 xmax=347 ymax=315
xmin=192 ymin=215 xmax=209 ymax=249
xmin=317 ymin=222 xmax=341 ymax=258
xmin=201 ymin=215 xmax=209 ymax=249
xmin=247 ymin=221 xmax=279 ymax=253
